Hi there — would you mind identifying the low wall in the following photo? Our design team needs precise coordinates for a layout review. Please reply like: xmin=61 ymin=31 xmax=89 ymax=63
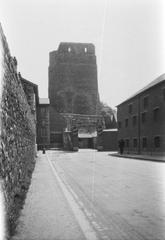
xmin=97 ymin=130 xmax=118 ymax=151
xmin=0 ymin=24 xmax=36 ymax=237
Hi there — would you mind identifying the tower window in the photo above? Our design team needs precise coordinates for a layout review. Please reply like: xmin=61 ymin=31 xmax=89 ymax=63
xmin=84 ymin=47 xmax=87 ymax=53
xmin=68 ymin=47 xmax=71 ymax=52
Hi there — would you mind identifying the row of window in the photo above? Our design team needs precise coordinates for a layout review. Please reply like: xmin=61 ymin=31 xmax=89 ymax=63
xmin=40 ymin=108 xmax=48 ymax=115
xmin=40 ymin=128 xmax=47 ymax=137
xmin=123 ymin=136 xmax=160 ymax=148
xmin=118 ymin=107 xmax=160 ymax=128
xmin=128 ymin=89 xmax=165 ymax=114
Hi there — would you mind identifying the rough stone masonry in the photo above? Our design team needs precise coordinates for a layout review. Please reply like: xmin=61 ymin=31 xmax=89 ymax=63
xmin=48 ymin=42 xmax=100 ymax=145
xmin=0 ymin=24 xmax=36 ymax=237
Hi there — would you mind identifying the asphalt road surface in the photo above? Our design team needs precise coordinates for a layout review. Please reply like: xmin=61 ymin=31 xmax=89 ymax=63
xmin=47 ymin=149 xmax=165 ymax=240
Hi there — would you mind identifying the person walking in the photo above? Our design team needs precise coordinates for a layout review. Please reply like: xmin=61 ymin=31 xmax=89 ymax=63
xmin=119 ymin=139 xmax=125 ymax=154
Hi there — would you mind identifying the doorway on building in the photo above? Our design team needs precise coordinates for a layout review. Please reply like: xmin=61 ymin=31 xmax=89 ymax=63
xmin=50 ymin=132 xmax=63 ymax=148
xmin=78 ymin=138 xmax=94 ymax=149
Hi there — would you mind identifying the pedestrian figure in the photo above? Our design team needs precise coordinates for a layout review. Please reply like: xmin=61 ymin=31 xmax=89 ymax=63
xmin=119 ymin=139 xmax=125 ymax=154
xmin=42 ymin=146 xmax=46 ymax=154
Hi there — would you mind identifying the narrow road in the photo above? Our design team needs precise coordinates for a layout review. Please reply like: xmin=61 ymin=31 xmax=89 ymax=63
xmin=47 ymin=149 xmax=165 ymax=240
xmin=12 ymin=149 xmax=165 ymax=240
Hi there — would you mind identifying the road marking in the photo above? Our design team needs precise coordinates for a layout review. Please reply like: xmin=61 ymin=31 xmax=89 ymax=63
xmin=46 ymin=153 xmax=99 ymax=240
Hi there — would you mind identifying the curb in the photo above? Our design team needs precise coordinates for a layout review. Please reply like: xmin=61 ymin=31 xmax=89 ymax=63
xmin=110 ymin=154 xmax=165 ymax=163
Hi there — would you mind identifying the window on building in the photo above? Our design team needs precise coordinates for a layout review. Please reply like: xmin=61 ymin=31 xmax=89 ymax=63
xmin=153 ymin=107 xmax=159 ymax=121
xmin=84 ymin=47 xmax=87 ymax=53
xmin=42 ymin=120 xmax=46 ymax=127
xmin=133 ymin=138 xmax=138 ymax=148
xmin=141 ymin=112 xmax=146 ymax=123
xmin=125 ymin=119 xmax=128 ymax=127
xmin=68 ymin=47 xmax=71 ymax=52
xmin=41 ymin=128 xmax=47 ymax=137
xmin=128 ymin=104 xmax=133 ymax=114
xmin=154 ymin=136 xmax=160 ymax=148
xmin=126 ymin=139 xmax=129 ymax=148
xmin=41 ymin=108 xmax=46 ymax=115
xmin=142 ymin=137 xmax=147 ymax=148
xmin=118 ymin=121 xmax=122 ymax=129
xmin=143 ymin=96 xmax=149 ymax=109
xmin=132 ymin=115 xmax=137 ymax=126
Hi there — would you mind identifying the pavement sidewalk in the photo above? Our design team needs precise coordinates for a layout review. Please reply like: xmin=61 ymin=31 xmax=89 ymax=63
xmin=12 ymin=151 xmax=85 ymax=240
xmin=110 ymin=152 xmax=165 ymax=162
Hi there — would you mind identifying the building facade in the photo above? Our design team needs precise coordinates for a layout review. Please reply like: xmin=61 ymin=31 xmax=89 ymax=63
xmin=37 ymin=98 xmax=50 ymax=149
xmin=117 ymin=74 xmax=165 ymax=155
xmin=48 ymin=42 xmax=100 ymax=146
xmin=21 ymin=77 xmax=39 ymax=120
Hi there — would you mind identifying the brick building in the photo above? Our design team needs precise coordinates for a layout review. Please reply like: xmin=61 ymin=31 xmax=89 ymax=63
xmin=48 ymin=42 xmax=100 ymax=147
xmin=117 ymin=74 xmax=165 ymax=155
xmin=21 ymin=77 xmax=39 ymax=113
xmin=21 ymin=78 xmax=51 ymax=150
xmin=37 ymin=98 xmax=50 ymax=149
xmin=21 ymin=77 xmax=39 ymax=132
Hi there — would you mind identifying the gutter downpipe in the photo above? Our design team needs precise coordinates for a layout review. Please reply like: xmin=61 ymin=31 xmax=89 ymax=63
xmin=138 ymin=95 xmax=141 ymax=154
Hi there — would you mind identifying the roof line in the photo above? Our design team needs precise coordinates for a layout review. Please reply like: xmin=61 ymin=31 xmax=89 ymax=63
xmin=116 ymin=73 xmax=165 ymax=106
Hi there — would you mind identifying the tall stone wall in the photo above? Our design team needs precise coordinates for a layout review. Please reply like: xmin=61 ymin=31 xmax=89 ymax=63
xmin=0 ymin=24 xmax=36 ymax=236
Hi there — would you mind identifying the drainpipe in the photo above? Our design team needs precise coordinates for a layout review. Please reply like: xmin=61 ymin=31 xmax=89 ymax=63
xmin=138 ymin=95 xmax=141 ymax=154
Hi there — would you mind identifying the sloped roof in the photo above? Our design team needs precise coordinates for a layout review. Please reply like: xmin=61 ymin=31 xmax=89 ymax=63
xmin=117 ymin=73 xmax=165 ymax=106
xmin=21 ymin=77 xmax=38 ymax=88
xmin=39 ymin=98 xmax=50 ymax=105
xmin=21 ymin=77 xmax=39 ymax=105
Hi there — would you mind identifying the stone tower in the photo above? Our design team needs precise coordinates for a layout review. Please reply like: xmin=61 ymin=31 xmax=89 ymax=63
xmin=48 ymin=42 xmax=99 ymax=144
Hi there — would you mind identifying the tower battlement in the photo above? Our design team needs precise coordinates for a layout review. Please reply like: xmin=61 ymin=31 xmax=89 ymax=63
xmin=49 ymin=42 xmax=96 ymax=66
xmin=58 ymin=42 xmax=95 ymax=54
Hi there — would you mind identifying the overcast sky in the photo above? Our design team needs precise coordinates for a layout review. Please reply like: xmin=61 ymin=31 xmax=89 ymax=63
xmin=0 ymin=0 xmax=165 ymax=108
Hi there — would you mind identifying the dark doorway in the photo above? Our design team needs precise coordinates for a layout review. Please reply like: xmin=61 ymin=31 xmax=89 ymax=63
xmin=78 ymin=138 xmax=94 ymax=149
xmin=88 ymin=138 xmax=94 ymax=148
xmin=50 ymin=132 xmax=63 ymax=148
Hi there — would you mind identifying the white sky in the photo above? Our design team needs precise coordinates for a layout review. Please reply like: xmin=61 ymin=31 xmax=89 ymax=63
xmin=0 ymin=0 xmax=165 ymax=108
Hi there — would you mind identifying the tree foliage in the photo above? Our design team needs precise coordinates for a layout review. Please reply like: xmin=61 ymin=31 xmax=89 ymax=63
xmin=99 ymin=102 xmax=117 ymax=129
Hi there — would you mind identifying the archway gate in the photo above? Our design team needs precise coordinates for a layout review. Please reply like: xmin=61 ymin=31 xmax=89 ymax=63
xmin=62 ymin=113 xmax=104 ymax=151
